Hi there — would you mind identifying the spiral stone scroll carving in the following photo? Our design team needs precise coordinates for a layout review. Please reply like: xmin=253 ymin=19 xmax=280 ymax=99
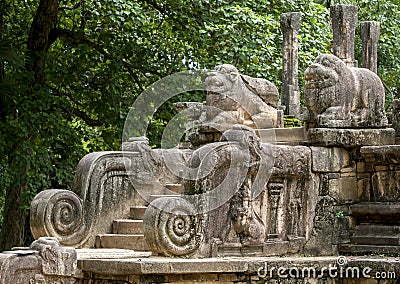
xmin=30 ymin=189 xmax=84 ymax=246
xmin=143 ymin=197 xmax=202 ymax=257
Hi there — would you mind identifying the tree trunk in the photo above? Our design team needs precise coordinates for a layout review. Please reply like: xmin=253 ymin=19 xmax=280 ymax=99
xmin=0 ymin=0 xmax=5 ymax=121
xmin=0 ymin=0 xmax=59 ymax=251
xmin=26 ymin=0 xmax=59 ymax=84
xmin=0 ymin=183 xmax=27 ymax=251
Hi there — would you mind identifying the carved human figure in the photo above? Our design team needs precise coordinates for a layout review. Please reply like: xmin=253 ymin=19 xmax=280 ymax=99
xmin=230 ymin=184 xmax=266 ymax=245
xmin=304 ymin=54 xmax=387 ymax=128
xmin=204 ymin=64 xmax=279 ymax=129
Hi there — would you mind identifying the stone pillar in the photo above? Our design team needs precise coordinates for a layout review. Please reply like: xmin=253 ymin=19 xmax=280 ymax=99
xmin=330 ymin=4 xmax=358 ymax=67
xmin=360 ymin=21 xmax=380 ymax=74
xmin=280 ymin=12 xmax=301 ymax=117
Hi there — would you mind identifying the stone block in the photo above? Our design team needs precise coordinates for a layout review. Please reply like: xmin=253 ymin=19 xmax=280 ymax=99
xmin=331 ymin=177 xmax=359 ymax=203
xmin=218 ymin=273 xmax=238 ymax=281
xmin=332 ymin=176 xmax=358 ymax=203
xmin=308 ymin=128 xmax=395 ymax=147
xmin=0 ymin=237 xmax=77 ymax=283
xmin=258 ymin=127 xmax=307 ymax=145
xmin=311 ymin=147 xmax=350 ymax=173
xmin=113 ymin=219 xmax=144 ymax=234
xmin=181 ymin=273 xmax=219 ymax=281
xmin=320 ymin=174 xmax=329 ymax=196
xmin=371 ymin=171 xmax=400 ymax=201
xmin=95 ymin=234 xmax=148 ymax=251
xmin=361 ymin=145 xmax=400 ymax=164
xmin=357 ymin=162 xmax=366 ymax=173
xmin=357 ymin=178 xmax=371 ymax=202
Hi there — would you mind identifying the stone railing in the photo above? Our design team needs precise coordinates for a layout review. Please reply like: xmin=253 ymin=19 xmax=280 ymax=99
xmin=30 ymin=151 xmax=145 ymax=248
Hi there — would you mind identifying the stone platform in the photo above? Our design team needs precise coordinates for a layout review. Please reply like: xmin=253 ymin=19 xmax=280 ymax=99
xmin=308 ymin=128 xmax=395 ymax=147
xmin=75 ymin=249 xmax=400 ymax=283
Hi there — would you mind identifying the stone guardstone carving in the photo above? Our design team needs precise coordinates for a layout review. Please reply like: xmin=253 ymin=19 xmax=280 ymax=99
xmin=143 ymin=197 xmax=202 ymax=257
xmin=304 ymin=54 xmax=388 ymax=128
xmin=0 ymin=237 xmax=76 ymax=283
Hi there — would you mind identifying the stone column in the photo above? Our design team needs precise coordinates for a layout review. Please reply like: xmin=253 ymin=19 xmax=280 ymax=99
xmin=330 ymin=4 xmax=358 ymax=67
xmin=360 ymin=21 xmax=380 ymax=74
xmin=280 ymin=12 xmax=301 ymax=117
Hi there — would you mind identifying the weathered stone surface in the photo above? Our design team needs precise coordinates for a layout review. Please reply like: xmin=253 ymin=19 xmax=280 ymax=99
xmin=308 ymin=128 xmax=395 ymax=147
xmin=95 ymin=234 xmax=148 ymax=251
xmin=331 ymin=176 xmax=358 ymax=203
xmin=76 ymin=253 xmax=400 ymax=282
xmin=360 ymin=146 xmax=400 ymax=202
xmin=258 ymin=127 xmax=307 ymax=145
xmin=305 ymin=54 xmax=388 ymax=128
xmin=330 ymin=4 xmax=358 ymax=66
xmin=30 ymin=138 xmax=192 ymax=249
xmin=304 ymin=196 xmax=336 ymax=255
xmin=30 ymin=152 xmax=147 ymax=248
xmin=361 ymin=145 xmax=400 ymax=164
xmin=311 ymin=147 xmax=350 ymax=172
xmin=341 ymin=202 xmax=400 ymax=255
xmin=272 ymin=145 xmax=311 ymax=176
xmin=0 ymin=237 xmax=77 ymax=283
xmin=391 ymin=99 xmax=400 ymax=137
xmin=143 ymin=197 xmax=202 ymax=257
xmin=280 ymin=12 xmax=302 ymax=117
xmin=77 ymin=248 xmax=151 ymax=260
xmin=201 ymin=64 xmax=280 ymax=130
xmin=361 ymin=21 xmax=380 ymax=74
xmin=113 ymin=219 xmax=143 ymax=234
xmin=371 ymin=171 xmax=400 ymax=202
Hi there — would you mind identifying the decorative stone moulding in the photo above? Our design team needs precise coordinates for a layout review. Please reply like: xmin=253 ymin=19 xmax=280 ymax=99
xmin=0 ymin=237 xmax=76 ymax=283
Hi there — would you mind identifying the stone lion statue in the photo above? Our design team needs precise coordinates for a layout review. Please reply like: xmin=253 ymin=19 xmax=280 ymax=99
xmin=204 ymin=64 xmax=280 ymax=130
xmin=304 ymin=54 xmax=388 ymax=128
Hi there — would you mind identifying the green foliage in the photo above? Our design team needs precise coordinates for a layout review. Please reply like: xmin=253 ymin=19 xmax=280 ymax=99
xmin=336 ymin=211 xmax=345 ymax=219
xmin=284 ymin=117 xmax=305 ymax=128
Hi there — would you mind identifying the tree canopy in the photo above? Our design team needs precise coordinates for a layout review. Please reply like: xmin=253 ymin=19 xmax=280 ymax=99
xmin=0 ymin=0 xmax=399 ymax=250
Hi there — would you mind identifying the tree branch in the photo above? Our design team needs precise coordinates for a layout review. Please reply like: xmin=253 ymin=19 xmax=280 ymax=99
xmin=26 ymin=0 xmax=60 ymax=85
xmin=59 ymin=1 xmax=81 ymax=10
xmin=69 ymin=107 xmax=103 ymax=126
xmin=45 ymin=83 xmax=104 ymax=126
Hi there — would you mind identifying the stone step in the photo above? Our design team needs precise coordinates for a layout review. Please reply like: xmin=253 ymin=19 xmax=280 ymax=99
xmin=351 ymin=235 xmax=400 ymax=246
xmin=339 ymin=244 xmax=400 ymax=255
xmin=350 ymin=202 xmax=400 ymax=224
xmin=95 ymin=234 xmax=148 ymax=251
xmin=113 ymin=219 xmax=144 ymax=234
xmin=148 ymin=194 xmax=181 ymax=203
xmin=165 ymin=183 xmax=183 ymax=194
xmin=129 ymin=206 xmax=147 ymax=220
xmin=354 ymin=224 xmax=400 ymax=236
xmin=257 ymin=127 xmax=308 ymax=145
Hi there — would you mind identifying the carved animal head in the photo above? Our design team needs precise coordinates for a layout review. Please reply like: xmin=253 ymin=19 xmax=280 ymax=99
xmin=304 ymin=54 xmax=343 ymax=91
xmin=205 ymin=64 xmax=240 ymax=94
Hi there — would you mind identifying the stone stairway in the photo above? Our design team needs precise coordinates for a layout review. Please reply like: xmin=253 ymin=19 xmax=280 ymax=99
xmin=339 ymin=202 xmax=400 ymax=255
xmin=95 ymin=184 xmax=183 ymax=251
